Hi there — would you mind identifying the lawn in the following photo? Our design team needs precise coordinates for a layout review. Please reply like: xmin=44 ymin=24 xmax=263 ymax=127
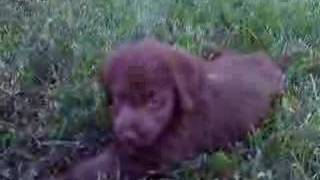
xmin=0 ymin=0 xmax=320 ymax=179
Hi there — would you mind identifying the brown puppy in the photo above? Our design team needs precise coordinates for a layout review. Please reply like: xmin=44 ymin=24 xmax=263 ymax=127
xmin=100 ymin=39 xmax=285 ymax=178
xmin=63 ymin=39 xmax=285 ymax=180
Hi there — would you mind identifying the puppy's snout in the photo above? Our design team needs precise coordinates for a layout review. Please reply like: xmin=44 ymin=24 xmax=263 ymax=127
xmin=114 ymin=106 xmax=141 ymax=145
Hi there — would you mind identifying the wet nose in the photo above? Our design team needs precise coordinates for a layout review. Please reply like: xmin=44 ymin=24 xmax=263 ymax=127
xmin=117 ymin=129 xmax=139 ymax=144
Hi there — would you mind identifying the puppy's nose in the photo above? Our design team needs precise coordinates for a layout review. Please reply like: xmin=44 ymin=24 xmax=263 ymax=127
xmin=117 ymin=129 xmax=139 ymax=145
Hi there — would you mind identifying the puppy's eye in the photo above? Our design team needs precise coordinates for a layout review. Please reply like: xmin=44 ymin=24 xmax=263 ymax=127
xmin=146 ymin=90 xmax=155 ymax=100
xmin=146 ymin=90 xmax=162 ymax=109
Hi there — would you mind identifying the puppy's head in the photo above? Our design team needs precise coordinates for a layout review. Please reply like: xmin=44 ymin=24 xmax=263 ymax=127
xmin=101 ymin=39 xmax=202 ymax=150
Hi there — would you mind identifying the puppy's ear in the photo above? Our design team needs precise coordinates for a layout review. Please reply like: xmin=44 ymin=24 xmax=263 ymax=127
xmin=167 ymin=51 xmax=203 ymax=112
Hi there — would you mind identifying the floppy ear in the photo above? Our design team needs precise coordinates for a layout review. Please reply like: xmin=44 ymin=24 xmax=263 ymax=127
xmin=167 ymin=51 xmax=203 ymax=112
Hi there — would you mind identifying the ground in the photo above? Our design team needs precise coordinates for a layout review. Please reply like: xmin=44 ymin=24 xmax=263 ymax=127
xmin=0 ymin=0 xmax=320 ymax=179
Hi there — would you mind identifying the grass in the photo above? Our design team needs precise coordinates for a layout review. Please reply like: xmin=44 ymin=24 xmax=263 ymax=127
xmin=0 ymin=0 xmax=320 ymax=179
